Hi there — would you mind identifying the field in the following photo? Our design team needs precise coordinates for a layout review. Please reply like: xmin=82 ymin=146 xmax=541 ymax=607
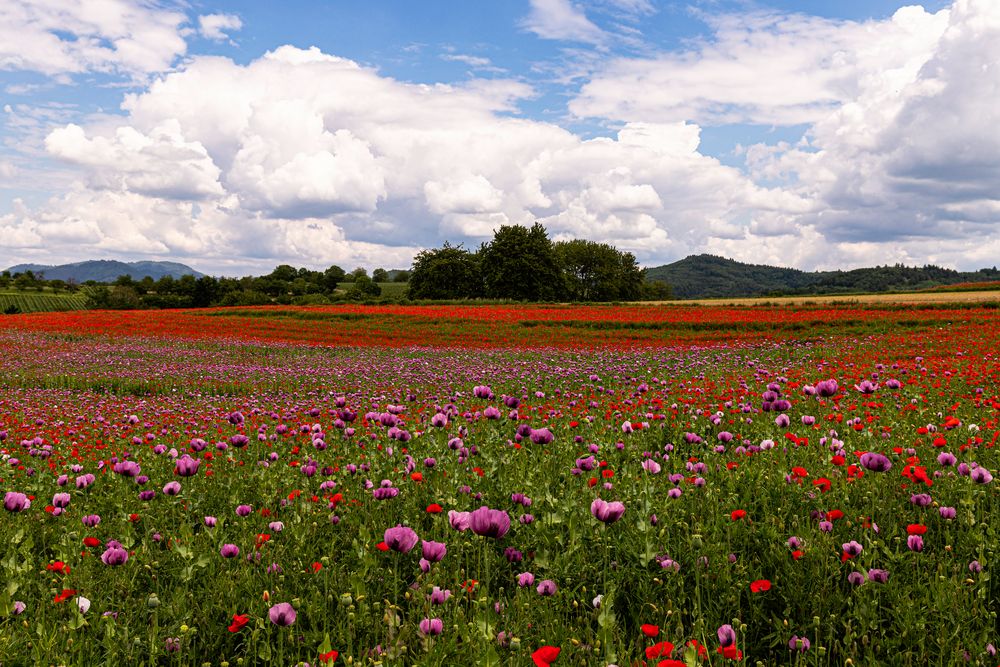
xmin=0 ymin=290 xmax=88 ymax=313
xmin=1 ymin=302 xmax=999 ymax=666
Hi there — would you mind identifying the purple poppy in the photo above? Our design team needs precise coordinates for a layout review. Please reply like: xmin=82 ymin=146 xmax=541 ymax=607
xmin=590 ymin=498 xmax=626 ymax=524
xmin=268 ymin=602 xmax=296 ymax=626
xmin=384 ymin=525 xmax=419 ymax=553
xmin=469 ymin=507 xmax=511 ymax=539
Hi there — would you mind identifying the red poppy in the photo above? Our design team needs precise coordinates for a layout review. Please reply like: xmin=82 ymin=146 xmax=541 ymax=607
xmin=587 ymin=477 xmax=598 ymax=487
xmin=646 ymin=641 xmax=674 ymax=659
xmin=46 ymin=561 xmax=70 ymax=574
xmin=53 ymin=589 xmax=77 ymax=604
xmin=376 ymin=541 xmax=389 ymax=551
xmin=128 ymin=513 xmax=140 ymax=522
xmin=83 ymin=537 xmax=101 ymax=548
xmin=686 ymin=639 xmax=709 ymax=659
xmin=907 ymin=524 xmax=927 ymax=535
xmin=426 ymin=503 xmax=443 ymax=514
xmin=750 ymin=579 xmax=771 ymax=593
xmin=319 ymin=650 xmax=338 ymax=664
xmin=657 ymin=661 xmax=686 ymax=667
xmin=730 ymin=509 xmax=747 ymax=521
xmin=813 ymin=478 xmax=831 ymax=492
xmin=717 ymin=646 xmax=743 ymax=660
xmin=792 ymin=550 xmax=804 ymax=560
xmin=532 ymin=645 xmax=560 ymax=667
xmin=641 ymin=624 xmax=660 ymax=638
xmin=410 ymin=472 xmax=423 ymax=482
xmin=826 ymin=509 xmax=844 ymax=521
xmin=311 ymin=561 xmax=323 ymax=573
xmin=228 ymin=613 xmax=250 ymax=632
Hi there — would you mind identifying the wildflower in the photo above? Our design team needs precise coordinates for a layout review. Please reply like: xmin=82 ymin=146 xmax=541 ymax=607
xmin=590 ymin=498 xmax=626 ymax=524
xmin=717 ymin=624 xmax=736 ymax=647
xmin=868 ymin=568 xmax=889 ymax=583
xmin=220 ymin=544 xmax=240 ymax=558
xmin=228 ymin=613 xmax=250 ymax=632
xmin=859 ymin=452 xmax=892 ymax=472
xmin=383 ymin=525 xmax=419 ymax=553
xmin=641 ymin=624 xmax=660 ymax=638
xmin=163 ymin=481 xmax=181 ymax=496
xmin=3 ymin=492 xmax=30 ymax=512
xmin=268 ymin=602 xmax=296 ymax=626
xmin=470 ymin=507 xmax=511 ymax=538
xmin=532 ymin=645 xmax=560 ymax=667
xmin=101 ymin=543 xmax=129 ymax=566
xmin=421 ymin=540 xmax=447 ymax=563
xmin=907 ymin=535 xmax=924 ymax=552
xmin=645 ymin=641 xmax=674 ymax=659
xmin=789 ymin=635 xmax=811 ymax=652
xmin=448 ymin=510 xmax=471 ymax=531
xmin=419 ymin=617 xmax=444 ymax=636
xmin=536 ymin=579 xmax=557 ymax=596
xmin=750 ymin=579 xmax=771 ymax=593
xmin=517 ymin=572 xmax=535 ymax=587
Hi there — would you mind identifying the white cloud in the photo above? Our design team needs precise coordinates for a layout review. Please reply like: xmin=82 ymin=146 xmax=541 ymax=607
xmin=0 ymin=0 xmax=188 ymax=78
xmin=522 ymin=0 xmax=607 ymax=46
xmin=572 ymin=6 xmax=950 ymax=125
xmin=198 ymin=13 xmax=242 ymax=41
xmin=0 ymin=45 xmax=779 ymax=272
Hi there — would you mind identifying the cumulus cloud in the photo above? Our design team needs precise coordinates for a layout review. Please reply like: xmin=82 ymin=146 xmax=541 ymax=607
xmin=198 ymin=13 xmax=242 ymax=41
xmin=0 ymin=44 xmax=784 ymax=272
xmin=0 ymin=0 xmax=188 ymax=78
xmin=572 ymin=6 xmax=950 ymax=125
xmin=522 ymin=0 xmax=607 ymax=46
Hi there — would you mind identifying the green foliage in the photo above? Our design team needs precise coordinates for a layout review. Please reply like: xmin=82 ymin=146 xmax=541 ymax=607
xmin=479 ymin=222 xmax=562 ymax=301
xmin=553 ymin=239 xmax=643 ymax=301
xmin=407 ymin=243 xmax=483 ymax=300
xmin=646 ymin=254 xmax=1000 ymax=299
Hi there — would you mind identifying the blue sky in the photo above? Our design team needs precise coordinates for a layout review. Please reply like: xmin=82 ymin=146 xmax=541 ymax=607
xmin=0 ymin=0 xmax=995 ymax=274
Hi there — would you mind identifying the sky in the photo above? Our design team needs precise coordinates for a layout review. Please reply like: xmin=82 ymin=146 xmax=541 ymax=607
xmin=1 ymin=0 xmax=997 ymax=276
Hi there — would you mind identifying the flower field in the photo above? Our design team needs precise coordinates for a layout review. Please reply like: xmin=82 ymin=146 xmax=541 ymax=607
xmin=1 ymin=303 xmax=1000 ymax=666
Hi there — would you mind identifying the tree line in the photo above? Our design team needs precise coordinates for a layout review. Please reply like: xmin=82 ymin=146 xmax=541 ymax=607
xmin=409 ymin=223 xmax=671 ymax=301
xmin=1 ymin=224 xmax=672 ymax=310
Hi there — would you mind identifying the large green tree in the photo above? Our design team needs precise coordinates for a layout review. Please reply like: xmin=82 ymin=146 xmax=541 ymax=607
xmin=553 ymin=239 xmax=643 ymax=301
xmin=479 ymin=222 xmax=562 ymax=301
xmin=407 ymin=243 xmax=482 ymax=299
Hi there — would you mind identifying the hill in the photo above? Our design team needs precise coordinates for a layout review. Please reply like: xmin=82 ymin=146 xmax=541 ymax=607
xmin=6 ymin=260 xmax=204 ymax=283
xmin=645 ymin=254 xmax=1000 ymax=299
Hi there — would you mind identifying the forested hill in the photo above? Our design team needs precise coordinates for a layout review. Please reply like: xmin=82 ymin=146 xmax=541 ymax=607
xmin=644 ymin=254 xmax=1000 ymax=299
xmin=6 ymin=260 xmax=203 ymax=283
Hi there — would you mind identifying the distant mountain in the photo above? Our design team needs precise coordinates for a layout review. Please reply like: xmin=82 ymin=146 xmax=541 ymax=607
xmin=645 ymin=254 xmax=1000 ymax=299
xmin=6 ymin=260 xmax=204 ymax=283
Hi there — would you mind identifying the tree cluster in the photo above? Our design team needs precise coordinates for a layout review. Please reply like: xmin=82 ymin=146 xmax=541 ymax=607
xmin=78 ymin=265 xmax=404 ymax=310
xmin=408 ymin=223 xmax=653 ymax=301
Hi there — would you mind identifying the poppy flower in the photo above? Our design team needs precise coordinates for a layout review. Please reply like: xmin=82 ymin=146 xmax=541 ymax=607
xmin=46 ymin=561 xmax=70 ymax=574
xmin=426 ymin=503 xmax=443 ymax=514
xmin=319 ymin=650 xmax=339 ymax=663
xmin=646 ymin=641 xmax=674 ymax=659
xmin=730 ymin=510 xmax=747 ymax=521
xmin=53 ymin=589 xmax=77 ymax=604
xmin=717 ymin=645 xmax=743 ymax=660
xmin=792 ymin=550 xmax=804 ymax=560
xmin=906 ymin=524 xmax=927 ymax=535
xmin=532 ymin=645 xmax=560 ymax=666
xmin=750 ymin=579 xmax=771 ymax=593
xmin=641 ymin=624 xmax=660 ymax=638
xmin=657 ymin=661 xmax=685 ymax=667
xmin=228 ymin=613 xmax=250 ymax=632
xmin=83 ymin=537 xmax=101 ymax=548
xmin=376 ymin=541 xmax=389 ymax=551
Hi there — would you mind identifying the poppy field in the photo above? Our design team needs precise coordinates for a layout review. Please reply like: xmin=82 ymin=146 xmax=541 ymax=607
xmin=1 ymin=303 xmax=1000 ymax=666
